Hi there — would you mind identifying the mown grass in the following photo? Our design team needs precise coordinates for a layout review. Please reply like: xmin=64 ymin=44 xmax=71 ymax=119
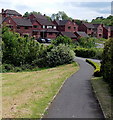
xmin=87 ymin=60 xmax=113 ymax=119
xmin=2 ymin=62 xmax=79 ymax=118
xmin=91 ymin=77 xmax=113 ymax=119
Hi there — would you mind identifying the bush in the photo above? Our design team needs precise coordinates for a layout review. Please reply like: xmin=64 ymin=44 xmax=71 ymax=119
xmin=52 ymin=35 xmax=72 ymax=46
xmin=2 ymin=64 xmax=14 ymax=72
xmin=34 ymin=44 xmax=75 ymax=68
xmin=86 ymin=59 xmax=101 ymax=77
xmin=101 ymin=38 xmax=113 ymax=91
xmin=74 ymin=47 xmax=96 ymax=58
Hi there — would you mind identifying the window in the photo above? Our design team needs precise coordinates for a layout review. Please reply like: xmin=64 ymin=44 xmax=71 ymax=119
xmin=9 ymin=20 xmax=11 ymax=23
xmin=89 ymin=28 xmax=91 ymax=30
xmin=47 ymin=26 xmax=52 ymax=29
xmin=49 ymin=33 xmax=52 ymax=35
xmin=53 ymin=26 xmax=56 ymax=29
xmin=43 ymin=25 xmax=45 ymax=28
xmin=99 ymin=29 xmax=102 ymax=31
xmin=33 ymin=25 xmax=38 ymax=28
xmin=17 ymin=26 xmax=20 ymax=29
xmin=99 ymin=34 xmax=102 ymax=37
xmin=25 ymin=26 xmax=28 ymax=29
xmin=74 ymin=27 xmax=76 ymax=30
xmin=68 ymin=26 xmax=71 ymax=29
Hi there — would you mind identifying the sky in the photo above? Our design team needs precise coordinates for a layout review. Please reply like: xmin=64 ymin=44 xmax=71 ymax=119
xmin=0 ymin=0 xmax=112 ymax=21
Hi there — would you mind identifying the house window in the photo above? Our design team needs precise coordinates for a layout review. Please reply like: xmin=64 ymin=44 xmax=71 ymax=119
xmin=9 ymin=20 xmax=11 ymax=23
xmin=43 ymin=25 xmax=45 ymax=28
xmin=99 ymin=34 xmax=102 ymax=37
xmin=89 ymin=28 xmax=91 ymax=30
xmin=25 ymin=26 xmax=29 ymax=29
xmin=47 ymin=26 xmax=52 ymax=29
xmin=33 ymin=25 xmax=38 ymax=28
xmin=17 ymin=26 xmax=20 ymax=29
xmin=53 ymin=26 xmax=56 ymax=29
xmin=68 ymin=26 xmax=71 ymax=29
xmin=74 ymin=27 xmax=76 ymax=30
xmin=49 ymin=33 xmax=53 ymax=35
xmin=9 ymin=25 xmax=13 ymax=29
xmin=99 ymin=29 xmax=102 ymax=31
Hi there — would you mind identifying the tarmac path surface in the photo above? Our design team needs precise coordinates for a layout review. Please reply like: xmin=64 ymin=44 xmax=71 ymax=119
xmin=44 ymin=57 xmax=104 ymax=118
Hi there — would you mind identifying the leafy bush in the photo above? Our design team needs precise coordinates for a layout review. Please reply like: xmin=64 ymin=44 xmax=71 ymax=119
xmin=74 ymin=47 xmax=96 ymax=58
xmin=86 ymin=59 xmax=101 ymax=77
xmin=33 ymin=44 xmax=75 ymax=68
xmin=52 ymin=35 xmax=72 ymax=46
xmin=101 ymin=38 xmax=113 ymax=91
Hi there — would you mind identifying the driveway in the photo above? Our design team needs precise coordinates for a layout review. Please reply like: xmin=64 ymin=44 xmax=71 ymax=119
xmin=44 ymin=57 xmax=104 ymax=118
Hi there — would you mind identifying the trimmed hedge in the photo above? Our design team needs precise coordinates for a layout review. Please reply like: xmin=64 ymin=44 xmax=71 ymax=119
xmin=86 ymin=59 xmax=101 ymax=77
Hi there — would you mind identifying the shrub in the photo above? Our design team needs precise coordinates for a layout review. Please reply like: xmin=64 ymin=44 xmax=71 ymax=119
xmin=34 ymin=44 xmax=75 ymax=68
xmin=52 ymin=35 xmax=72 ymax=46
xmin=2 ymin=64 xmax=14 ymax=72
xmin=74 ymin=47 xmax=96 ymax=58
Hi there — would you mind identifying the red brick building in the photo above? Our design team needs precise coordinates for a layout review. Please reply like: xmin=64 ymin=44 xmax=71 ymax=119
xmin=53 ymin=20 xmax=78 ymax=33
xmin=3 ymin=16 xmax=32 ymax=36
xmin=28 ymin=13 xmax=59 ymax=39
xmin=78 ymin=22 xmax=94 ymax=37
xmin=93 ymin=24 xmax=103 ymax=38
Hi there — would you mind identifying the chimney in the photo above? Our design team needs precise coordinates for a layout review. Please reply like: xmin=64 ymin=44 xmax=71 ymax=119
xmin=2 ymin=9 xmax=4 ymax=13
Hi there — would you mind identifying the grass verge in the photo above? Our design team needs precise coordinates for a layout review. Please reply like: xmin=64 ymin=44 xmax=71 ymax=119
xmin=91 ymin=77 xmax=113 ymax=119
xmin=2 ymin=62 xmax=79 ymax=118
xmin=87 ymin=59 xmax=113 ymax=119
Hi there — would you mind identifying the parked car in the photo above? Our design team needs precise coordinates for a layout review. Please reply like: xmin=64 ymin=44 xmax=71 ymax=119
xmin=37 ymin=38 xmax=46 ymax=43
xmin=45 ymin=38 xmax=51 ymax=43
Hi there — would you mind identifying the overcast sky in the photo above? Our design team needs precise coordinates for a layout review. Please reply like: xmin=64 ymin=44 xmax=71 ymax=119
xmin=0 ymin=0 xmax=112 ymax=21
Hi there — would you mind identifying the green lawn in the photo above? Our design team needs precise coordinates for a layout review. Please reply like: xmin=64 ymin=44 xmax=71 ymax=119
xmin=91 ymin=77 xmax=113 ymax=119
xmin=2 ymin=63 xmax=79 ymax=118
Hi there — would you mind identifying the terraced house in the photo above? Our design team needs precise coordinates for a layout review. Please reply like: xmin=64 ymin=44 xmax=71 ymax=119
xmin=1 ymin=9 xmax=113 ymax=40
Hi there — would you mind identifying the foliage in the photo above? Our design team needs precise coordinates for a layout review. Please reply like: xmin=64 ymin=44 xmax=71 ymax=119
xmin=51 ymin=11 xmax=72 ymax=20
xmin=23 ymin=11 xmax=41 ymax=17
xmin=74 ymin=47 xmax=96 ymax=58
xmin=91 ymin=15 xmax=113 ymax=26
xmin=2 ymin=26 xmax=43 ymax=67
xmin=78 ymin=37 xmax=97 ymax=48
xmin=101 ymin=38 xmax=113 ymax=91
xmin=86 ymin=59 xmax=101 ymax=77
xmin=33 ymin=44 xmax=75 ymax=68
xmin=52 ymin=35 xmax=73 ymax=46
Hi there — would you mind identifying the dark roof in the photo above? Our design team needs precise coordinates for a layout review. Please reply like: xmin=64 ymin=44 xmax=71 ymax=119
xmin=104 ymin=26 xmax=110 ymax=30
xmin=93 ymin=24 xmax=101 ymax=28
xmin=12 ymin=17 xmax=32 ymax=26
xmin=110 ymin=26 xmax=113 ymax=31
xmin=83 ymin=22 xmax=94 ymax=28
xmin=76 ymin=31 xmax=89 ymax=37
xmin=3 ymin=9 xmax=22 ymax=16
xmin=46 ymin=29 xmax=59 ymax=33
xmin=61 ymin=32 xmax=77 ymax=38
xmin=33 ymin=14 xmax=54 ymax=26
xmin=55 ymin=20 xmax=69 ymax=25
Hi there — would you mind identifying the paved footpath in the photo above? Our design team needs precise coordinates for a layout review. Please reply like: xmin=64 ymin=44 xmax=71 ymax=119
xmin=44 ymin=57 xmax=104 ymax=118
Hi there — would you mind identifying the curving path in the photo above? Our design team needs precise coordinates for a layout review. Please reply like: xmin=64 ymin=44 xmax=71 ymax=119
xmin=44 ymin=57 xmax=104 ymax=118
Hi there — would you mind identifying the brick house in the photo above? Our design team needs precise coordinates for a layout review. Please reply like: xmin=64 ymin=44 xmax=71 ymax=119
xmin=3 ymin=16 xmax=32 ymax=36
xmin=28 ymin=13 xmax=58 ymax=39
xmin=103 ymin=26 xmax=110 ymax=39
xmin=74 ymin=31 xmax=89 ymax=39
xmin=93 ymin=24 xmax=103 ymax=38
xmin=53 ymin=20 xmax=78 ymax=32
xmin=2 ymin=9 xmax=22 ymax=18
xmin=109 ymin=26 xmax=113 ymax=38
xmin=78 ymin=22 xmax=94 ymax=37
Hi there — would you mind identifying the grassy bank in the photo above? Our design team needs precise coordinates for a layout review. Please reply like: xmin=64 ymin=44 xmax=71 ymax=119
xmin=2 ymin=62 xmax=79 ymax=118
xmin=87 ymin=59 xmax=113 ymax=119
xmin=91 ymin=77 xmax=113 ymax=119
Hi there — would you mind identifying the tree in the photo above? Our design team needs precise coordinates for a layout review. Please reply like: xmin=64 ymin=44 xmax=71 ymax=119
xmin=23 ymin=11 xmax=41 ymax=17
xmin=51 ymin=11 xmax=72 ymax=20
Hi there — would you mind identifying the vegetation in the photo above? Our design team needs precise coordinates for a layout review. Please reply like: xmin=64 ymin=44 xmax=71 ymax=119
xmin=51 ymin=11 xmax=72 ymax=20
xmin=2 ymin=63 xmax=79 ymax=118
xmin=91 ymin=15 xmax=113 ymax=26
xmin=86 ymin=59 xmax=101 ymax=77
xmin=91 ymin=77 xmax=113 ymax=119
xmin=52 ymin=35 xmax=72 ymax=46
xmin=101 ymin=38 xmax=113 ymax=93
xmin=2 ymin=27 xmax=75 ymax=72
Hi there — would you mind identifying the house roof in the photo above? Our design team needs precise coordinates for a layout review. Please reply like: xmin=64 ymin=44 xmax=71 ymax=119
xmin=55 ymin=20 xmax=69 ymax=25
xmin=11 ymin=17 xmax=32 ymax=26
xmin=61 ymin=32 xmax=77 ymax=38
xmin=83 ymin=22 xmax=94 ymax=28
xmin=93 ymin=24 xmax=101 ymax=28
xmin=109 ymin=26 xmax=113 ymax=31
xmin=76 ymin=31 xmax=89 ymax=37
xmin=46 ymin=29 xmax=59 ymax=33
xmin=33 ymin=14 xmax=54 ymax=26
xmin=3 ymin=9 xmax=22 ymax=16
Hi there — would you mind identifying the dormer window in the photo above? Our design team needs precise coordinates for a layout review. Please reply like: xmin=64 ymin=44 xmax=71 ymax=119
xmin=54 ymin=26 xmax=56 ymax=29
xmin=47 ymin=26 xmax=52 ymax=29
